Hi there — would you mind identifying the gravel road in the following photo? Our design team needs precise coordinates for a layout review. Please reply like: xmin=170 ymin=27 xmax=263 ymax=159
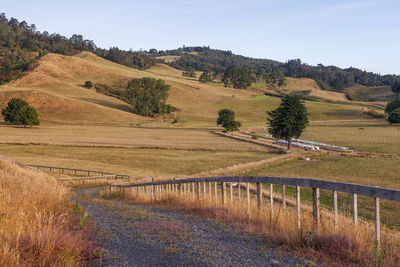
xmin=76 ymin=187 xmax=314 ymax=267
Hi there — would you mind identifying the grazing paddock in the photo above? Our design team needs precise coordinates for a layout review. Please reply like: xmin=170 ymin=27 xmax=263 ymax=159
xmin=0 ymin=144 xmax=276 ymax=178
xmin=0 ymin=124 xmax=270 ymax=152
xmin=249 ymin=155 xmax=400 ymax=228
xmin=302 ymin=121 xmax=400 ymax=155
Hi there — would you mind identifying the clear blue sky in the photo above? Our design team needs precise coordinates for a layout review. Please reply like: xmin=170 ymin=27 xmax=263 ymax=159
xmin=2 ymin=0 xmax=399 ymax=74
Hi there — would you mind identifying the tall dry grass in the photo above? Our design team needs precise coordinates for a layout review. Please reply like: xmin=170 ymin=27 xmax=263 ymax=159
xmin=103 ymin=185 xmax=400 ymax=266
xmin=0 ymin=159 xmax=97 ymax=266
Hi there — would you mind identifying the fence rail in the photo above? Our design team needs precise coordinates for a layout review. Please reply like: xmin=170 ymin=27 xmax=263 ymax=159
xmin=27 ymin=164 xmax=130 ymax=179
xmin=58 ymin=175 xmax=117 ymax=181
xmin=110 ymin=175 xmax=400 ymax=255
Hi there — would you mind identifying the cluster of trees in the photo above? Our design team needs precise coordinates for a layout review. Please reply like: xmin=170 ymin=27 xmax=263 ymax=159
xmin=0 ymin=13 xmax=156 ymax=84
xmin=217 ymin=109 xmax=241 ymax=131
xmin=1 ymin=98 xmax=39 ymax=127
xmin=263 ymin=70 xmax=286 ymax=89
xmin=199 ymin=70 xmax=214 ymax=83
xmin=95 ymin=47 xmax=156 ymax=70
xmin=157 ymin=46 xmax=398 ymax=92
xmin=222 ymin=65 xmax=252 ymax=89
xmin=182 ymin=67 xmax=196 ymax=78
xmin=125 ymin=77 xmax=174 ymax=116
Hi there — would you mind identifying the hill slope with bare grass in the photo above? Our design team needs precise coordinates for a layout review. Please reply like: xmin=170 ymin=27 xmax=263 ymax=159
xmin=0 ymin=52 xmax=373 ymax=126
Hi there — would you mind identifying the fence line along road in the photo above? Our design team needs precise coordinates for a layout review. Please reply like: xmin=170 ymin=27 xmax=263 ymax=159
xmin=110 ymin=175 xmax=400 ymax=256
xmin=58 ymin=174 xmax=118 ymax=181
xmin=26 ymin=164 xmax=130 ymax=179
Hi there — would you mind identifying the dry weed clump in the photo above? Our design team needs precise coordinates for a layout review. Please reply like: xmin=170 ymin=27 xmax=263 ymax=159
xmin=0 ymin=159 xmax=97 ymax=266
xmin=103 ymin=186 xmax=400 ymax=266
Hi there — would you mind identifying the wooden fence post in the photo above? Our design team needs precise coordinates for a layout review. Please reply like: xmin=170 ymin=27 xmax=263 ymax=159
xmin=214 ymin=182 xmax=218 ymax=204
xmin=352 ymin=193 xmax=358 ymax=224
xmin=203 ymin=182 xmax=206 ymax=196
xmin=296 ymin=186 xmax=301 ymax=231
xmin=282 ymin=185 xmax=286 ymax=210
xmin=192 ymin=183 xmax=195 ymax=200
xmin=238 ymin=182 xmax=241 ymax=208
xmin=209 ymin=182 xmax=212 ymax=201
xmin=196 ymin=182 xmax=200 ymax=198
xmin=270 ymin=184 xmax=274 ymax=221
xmin=375 ymin=197 xmax=381 ymax=254
xmin=246 ymin=182 xmax=250 ymax=214
xmin=312 ymin=188 xmax=320 ymax=232
xmin=221 ymin=182 xmax=225 ymax=205
xmin=333 ymin=190 xmax=338 ymax=231
xmin=257 ymin=183 xmax=261 ymax=210
xmin=230 ymin=183 xmax=233 ymax=203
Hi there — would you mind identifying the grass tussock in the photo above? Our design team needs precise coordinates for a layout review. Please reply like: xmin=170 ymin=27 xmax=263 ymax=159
xmin=102 ymin=187 xmax=400 ymax=266
xmin=0 ymin=158 xmax=97 ymax=266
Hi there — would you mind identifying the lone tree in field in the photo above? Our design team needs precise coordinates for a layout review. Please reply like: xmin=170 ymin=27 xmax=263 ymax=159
xmin=385 ymin=97 xmax=400 ymax=114
xmin=125 ymin=77 xmax=174 ymax=116
xmin=1 ymin=98 xmax=39 ymax=127
xmin=217 ymin=109 xmax=241 ymax=131
xmin=267 ymin=95 xmax=308 ymax=150
xmin=222 ymin=65 xmax=251 ymax=89
xmin=391 ymin=80 xmax=400 ymax=97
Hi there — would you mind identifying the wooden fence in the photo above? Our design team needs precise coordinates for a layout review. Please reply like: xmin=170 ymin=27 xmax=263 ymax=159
xmin=27 ymin=164 xmax=130 ymax=179
xmin=110 ymin=176 xmax=400 ymax=254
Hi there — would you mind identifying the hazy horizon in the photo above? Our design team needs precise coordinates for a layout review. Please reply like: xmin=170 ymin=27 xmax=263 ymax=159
xmin=2 ymin=0 xmax=399 ymax=75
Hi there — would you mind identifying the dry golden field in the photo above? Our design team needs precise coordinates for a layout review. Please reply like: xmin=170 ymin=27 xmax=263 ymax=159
xmin=302 ymin=121 xmax=400 ymax=155
xmin=0 ymin=143 xmax=274 ymax=178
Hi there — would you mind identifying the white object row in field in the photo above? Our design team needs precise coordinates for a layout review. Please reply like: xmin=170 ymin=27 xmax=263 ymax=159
xmin=264 ymin=134 xmax=349 ymax=150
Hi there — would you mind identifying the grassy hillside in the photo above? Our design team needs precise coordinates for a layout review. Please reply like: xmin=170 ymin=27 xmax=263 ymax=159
xmin=344 ymin=84 xmax=394 ymax=102
xmin=0 ymin=157 xmax=95 ymax=266
xmin=0 ymin=52 xmax=376 ymax=127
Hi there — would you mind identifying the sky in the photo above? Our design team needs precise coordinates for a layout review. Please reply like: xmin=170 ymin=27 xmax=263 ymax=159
xmin=2 ymin=0 xmax=400 ymax=75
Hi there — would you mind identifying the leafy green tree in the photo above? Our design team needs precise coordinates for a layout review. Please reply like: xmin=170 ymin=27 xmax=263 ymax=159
xmin=264 ymin=70 xmax=286 ymax=89
xmin=199 ymin=70 xmax=213 ymax=83
xmin=217 ymin=109 xmax=241 ymax=131
xmin=1 ymin=98 xmax=39 ymax=127
xmin=385 ymin=97 xmax=400 ymax=114
xmin=391 ymin=80 xmax=400 ymax=97
xmin=388 ymin=108 xmax=400 ymax=124
xmin=222 ymin=66 xmax=251 ymax=89
xmin=125 ymin=77 xmax=173 ymax=116
xmin=267 ymin=95 xmax=309 ymax=150
xmin=20 ymin=105 xmax=39 ymax=127
xmin=84 ymin=80 xmax=93 ymax=88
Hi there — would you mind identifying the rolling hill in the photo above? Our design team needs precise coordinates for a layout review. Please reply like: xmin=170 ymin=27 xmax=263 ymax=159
xmin=0 ymin=51 xmax=375 ymax=127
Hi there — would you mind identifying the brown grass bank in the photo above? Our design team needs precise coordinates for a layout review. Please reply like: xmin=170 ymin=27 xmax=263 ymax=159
xmin=0 ymin=158 xmax=97 ymax=266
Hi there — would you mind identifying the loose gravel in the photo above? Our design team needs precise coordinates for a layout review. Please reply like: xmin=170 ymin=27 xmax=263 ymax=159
xmin=76 ymin=187 xmax=315 ymax=267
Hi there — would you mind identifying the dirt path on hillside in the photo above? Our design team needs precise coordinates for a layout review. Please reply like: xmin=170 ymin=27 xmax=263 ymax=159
xmin=75 ymin=187 xmax=312 ymax=267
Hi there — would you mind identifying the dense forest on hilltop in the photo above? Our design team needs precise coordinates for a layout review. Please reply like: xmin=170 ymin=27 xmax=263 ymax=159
xmin=148 ymin=46 xmax=398 ymax=91
xmin=0 ymin=13 xmax=156 ymax=84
